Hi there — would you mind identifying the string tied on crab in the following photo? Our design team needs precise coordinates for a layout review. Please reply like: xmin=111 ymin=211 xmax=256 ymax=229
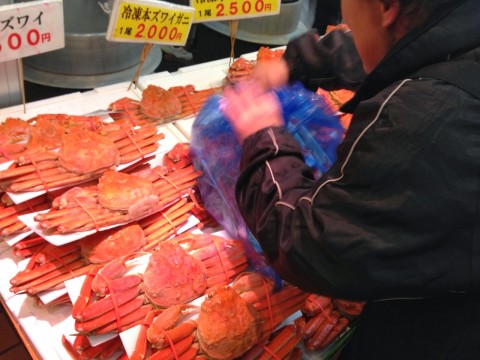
xmin=37 ymin=248 xmax=79 ymax=279
xmin=154 ymin=170 xmax=181 ymax=198
xmin=187 ymin=188 xmax=204 ymax=211
xmin=25 ymin=199 xmax=35 ymax=212
xmin=30 ymin=155 xmax=49 ymax=192
xmin=120 ymin=125 xmax=145 ymax=160
xmin=159 ymin=326 xmax=181 ymax=360
xmin=211 ymin=235 xmax=231 ymax=285
xmin=161 ymin=212 xmax=178 ymax=237
xmin=261 ymin=344 xmax=282 ymax=360
xmin=96 ymin=272 xmax=124 ymax=334
xmin=179 ymin=86 xmax=197 ymax=116
xmin=74 ymin=197 xmax=100 ymax=232
xmin=263 ymin=278 xmax=275 ymax=337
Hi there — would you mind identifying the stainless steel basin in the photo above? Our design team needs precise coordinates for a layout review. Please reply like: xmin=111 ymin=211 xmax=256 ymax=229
xmin=17 ymin=0 xmax=161 ymax=89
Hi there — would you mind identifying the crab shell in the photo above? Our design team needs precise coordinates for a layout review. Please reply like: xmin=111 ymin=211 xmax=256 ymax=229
xmin=140 ymin=84 xmax=182 ymax=120
xmin=197 ymin=285 xmax=262 ymax=360
xmin=58 ymin=129 xmax=119 ymax=174
xmin=143 ymin=242 xmax=207 ymax=307
xmin=79 ymin=223 xmax=145 ymax=264
xmin=97 ymin=170 xmax=159 ymax=219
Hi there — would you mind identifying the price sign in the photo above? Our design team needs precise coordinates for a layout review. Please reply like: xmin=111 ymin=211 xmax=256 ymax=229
xmin=0 ymin=0 xmax=64 ymax=64
xmin=106 ymin=0 xmax=194 ymax=46
xmin=190 ymin=0 xmax=280 ymax=22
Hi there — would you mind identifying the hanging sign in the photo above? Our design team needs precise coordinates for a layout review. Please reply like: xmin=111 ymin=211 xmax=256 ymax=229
xmin=190 ymin=0 xmax=280 ymax=22
xmin=0 ymin=0 xmax=64 ymax=64
xmin=106 ymin=0 xmax=194 ymax=46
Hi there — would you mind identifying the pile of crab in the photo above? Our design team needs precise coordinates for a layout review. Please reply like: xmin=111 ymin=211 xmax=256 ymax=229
xmin=63 ymin=248 xmax=365 ymax=360
xmin=0 ymin=113 xmax=166 ymax=195
xmin=108 ymin=84 xmax=223 ymax=126
xmin=226 ymin=47 xmax=285 ymax=84
xmin=66 ymin=253 xmax=310 ymax=360
xmin=7 ymin=143 xmax=213 ymax=300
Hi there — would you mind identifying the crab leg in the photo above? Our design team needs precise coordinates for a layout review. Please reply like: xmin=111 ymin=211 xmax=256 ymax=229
xmin=318 ymin=317 xmax=349 ymax=350
xmin=35 ymin=203 xmax=101 ymax=222
xmin=302 ymin=294 xmax=333 ymax=317
xmin=205 ymin=262 xmax=249 ymax=288
xmin=305 ymin=311 xmax=340 ymax=351
xmin=0 ymin=195 xmax=49 ymax=219
xmin=0 ymin=201 xmax=52 ymax=235
xmin=150 ymin=319 xmax=197 ymax=350
xmin=117 ymin=132 xmax=165 ymax=154
xmin=9 ymin=171 xmax=87 ymax=192
xmin=113 ymin=126 xmax=160 ymax=149
xmin=244 ymin=324 xmax=301 ymax=360
xmin=79 ymin=336 xmax=121 ymax=360
xmin=143 ymin=214 xmax=191 ymax=251
xmin=75 ymin=285 xmax=142 ymax=321
xmin=13 ymin=243 xmax=45 ymax=258
xmin=25 ymin=263 xmax=95 ymax=295
xmin=95 ymin=304 xmax=153 ymax=335
xmin=38 ymin=207 xmax=107 ymax=231
xmin=4 ymin=166 xmax=65 ymax=184
xmin=11 ymin=172 xmax=96 ymax=193
xmin=1 ymin=220 xmax=29 ymax=236
xmin=62 ymin=335 xmax=81 ymax=360
xmin=72 ymin=266 xmax=100 ymax=319
xmin=130 ymin=309 xmax=162 ymax=360
xmin=76 ymin=296 xmax=145 ymax=333
xmin=139 ymin=198 xmax=190 ymax=230
xmin=147 ymin=334 xmax=195 ymax=360
xmin=10 ymin=251 xmax=84 ymax=286
xmin=73 ymin=334 xmax=91 ymax=352
xmin=0 ymin=160 xmax=59 ymax=180
xmin=52 ymin=186 xmax=99 ymax=209
xmin=121 ymin=143 xmax=160 ymax=164
xmin=59 ymin=212 xmax=131 ymax=233
xmin=34 ymin=242 xmax=81 ymax=264
xmin=303 ymin=303 xmax=335 ymax=338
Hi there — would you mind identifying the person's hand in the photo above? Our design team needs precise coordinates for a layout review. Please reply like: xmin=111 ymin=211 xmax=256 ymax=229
xmin=252 ymin=58 xmax=290 ymax=90
xmin=222 ymin=81 xmax=284 ymax=143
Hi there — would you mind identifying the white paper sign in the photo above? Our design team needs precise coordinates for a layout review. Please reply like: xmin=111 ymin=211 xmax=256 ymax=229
xmin=106 ymin=0 xmax=194 ymax=46
xmin=0 ymin=0 xmax=64 ymax=63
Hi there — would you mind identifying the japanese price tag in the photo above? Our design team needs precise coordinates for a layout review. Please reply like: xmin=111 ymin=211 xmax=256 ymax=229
xmin=0 ymin=0 xmax=64 ymax=64
xmin=190 ymin=0 xmax=280 ymax=22
xmin=106 ymin=0 xmax=194 ymax=46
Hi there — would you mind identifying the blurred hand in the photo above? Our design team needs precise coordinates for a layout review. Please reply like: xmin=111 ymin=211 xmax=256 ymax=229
xmin=252 ymin=58 xmax=290 ymax=90
xmin=222 ymin=81 xmax=284 ymax=143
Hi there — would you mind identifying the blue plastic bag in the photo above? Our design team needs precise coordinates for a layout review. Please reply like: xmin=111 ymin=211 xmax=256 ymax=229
xmin=190 ymin=82 xmax=345 ymax=278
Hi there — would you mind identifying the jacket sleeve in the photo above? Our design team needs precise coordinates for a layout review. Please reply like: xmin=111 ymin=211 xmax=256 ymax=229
xmin=284 ymin=29 xmax=366 ymax=92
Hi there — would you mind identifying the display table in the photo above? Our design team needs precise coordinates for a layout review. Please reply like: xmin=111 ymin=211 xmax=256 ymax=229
xmin=0 ymin=51 xmax=256 ymax=360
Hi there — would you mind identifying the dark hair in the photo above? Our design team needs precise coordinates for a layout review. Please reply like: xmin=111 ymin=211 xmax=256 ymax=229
xmin=397 ymin=0 xmax=464 ymax=32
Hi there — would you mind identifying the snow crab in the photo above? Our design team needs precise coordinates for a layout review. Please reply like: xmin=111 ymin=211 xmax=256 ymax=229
xmin=0 ymin=114 xmax=106 ymax=165
xmin=8 ymin=196 xmax=199 ymax=297
xmin=8 ymin=223 xmax=146 ymax=296
xmin=294 ymin=293 xmax=364 ymax=351
xmin=226 ymin=47 xmax=285 ymax=83
xmin=109 ymin=84 xmax=221 ymax=125
xmin=0 ymin=120 xmax=164 ymax=193
xmin=33 ymin=159 xmax=201 ymax=234
xmin=195 ymin=272 xmax=309 ymax=360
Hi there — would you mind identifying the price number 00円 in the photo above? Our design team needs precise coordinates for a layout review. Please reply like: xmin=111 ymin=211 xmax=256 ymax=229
xmin=118 ymin=24 xmax=183 ymax=42
xmin=199 ymin=0 xmax=272 ymax=18
xmin=0 ymin=28 xmax=49 ymax=53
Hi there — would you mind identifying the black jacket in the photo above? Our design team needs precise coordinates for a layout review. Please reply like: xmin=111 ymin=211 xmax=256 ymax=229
xmin=236 ymin=0 xmax=480 ymax=301
xmin=236 ymin=1 xmax=480 ymax=357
